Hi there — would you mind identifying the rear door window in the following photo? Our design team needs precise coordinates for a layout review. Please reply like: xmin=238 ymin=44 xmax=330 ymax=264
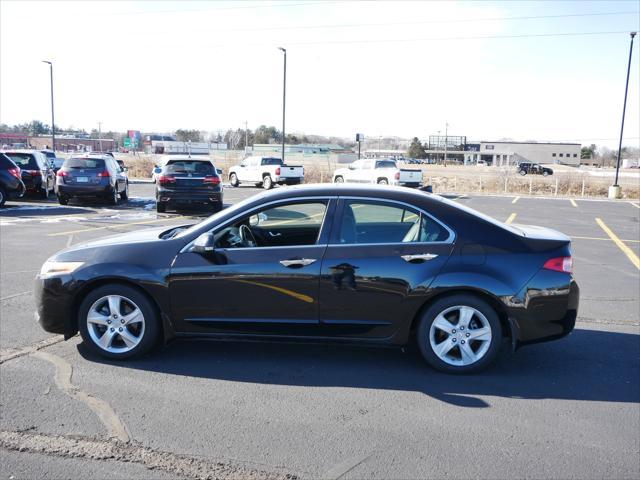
xmin=165 ymin=161 xmax=214 ymax=176
xmin=5 ymin=153 xmax=39 ymax=170
xmin=337 ymin=200 xmax=450 ymax=244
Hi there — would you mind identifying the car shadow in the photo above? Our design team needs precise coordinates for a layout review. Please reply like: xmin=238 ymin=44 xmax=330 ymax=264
xmin=77 ymin=328 xmax=639 ymax=408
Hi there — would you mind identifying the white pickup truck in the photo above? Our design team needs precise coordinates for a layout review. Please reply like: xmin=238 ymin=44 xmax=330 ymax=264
xmin=228 ymin=156 xmax=304 ymax=190
xmin=333 ymin=159 xmax=423 ymax=187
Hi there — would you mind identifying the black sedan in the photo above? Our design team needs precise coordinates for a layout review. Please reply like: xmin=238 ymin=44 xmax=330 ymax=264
xmin=155 ymin=156 xmax=223 ymax=213
xmin=35 ymin=185 xmax=579 ymax=373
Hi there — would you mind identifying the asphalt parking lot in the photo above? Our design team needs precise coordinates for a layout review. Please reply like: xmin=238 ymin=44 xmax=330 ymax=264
xmin=1 ymin=184 xmax=639 ymax=479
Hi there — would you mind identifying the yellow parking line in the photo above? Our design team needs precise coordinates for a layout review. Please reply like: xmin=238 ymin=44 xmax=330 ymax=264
xmin=572 ymin=235 xmax=640 ymax=244
xmin=47 ymin=218 xmax=177 ymax=237
xmin=505 ymin=213 xmax=517 ymax=224
xmin=570 ymin=199 xmax=578 ymax=208
xmin=512 ymin=196 xmax=520 ymax=204
xmin=630 ymin=202 xmax=640 ymax=209
xmin=595 ymin=218 xmax=640 ymax=270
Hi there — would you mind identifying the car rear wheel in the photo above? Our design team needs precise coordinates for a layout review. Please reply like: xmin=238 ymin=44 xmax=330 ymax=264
xmin=377 ymin=178 xmax=389 ymax=185
xmin=57 ymin=195 xmax=69 ymax=206
xmin=263 ymin=175 xmax=273 ymax=190
xmin=108 ymin=187 xmax=119 ymax=205
xmin=334 ymin=176 xmax=344 ymax=183
xmin=542 ymin=170 xmax=549 ymax=177
xmin=229 ymin=173 xmax=239 ymax=187
xmin=156 ymin=202 xmax=166 ymax=213
xmin=417 ymin=294 xmax=502 ymax=374
xmin=120 ymin=181 xmax=129 ymax=200
xmin=519 ymin=170 xmax=527 ymax=176
xmin=0 ymin=187 xmax=6 ymax=208
xmin=78 ymin=284 xmax=159 ymax=360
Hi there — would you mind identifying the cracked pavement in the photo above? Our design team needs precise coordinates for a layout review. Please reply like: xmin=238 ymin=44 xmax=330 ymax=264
xmin=1 ymin=186 xmax=639 ymax=479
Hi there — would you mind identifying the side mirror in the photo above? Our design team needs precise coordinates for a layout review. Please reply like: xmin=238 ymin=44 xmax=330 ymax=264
xmin=249 ymin=212 xmax=268 ymax=226
xmin=192 ymin=232 xmax=215 ymax=254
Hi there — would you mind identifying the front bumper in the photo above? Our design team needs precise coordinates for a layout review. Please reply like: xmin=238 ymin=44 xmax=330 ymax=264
xmin=34 ymin=275 xmax=75 ymax=337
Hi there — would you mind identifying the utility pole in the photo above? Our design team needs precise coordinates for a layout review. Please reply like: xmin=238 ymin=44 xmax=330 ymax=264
xmin=98 ymin=122 xmax=103 ymax=152
xmin=245 ymin=120 xmax=249 ymax=154
xmin=42 ymin=61 xmax=55 ymax=151
xmin=444 ymin=122 xmax=449 ymax=166
xmin=278 ymin=47 xmax=287 ymax=163
xmin=611 ymin=31 xmax=637 ymax=198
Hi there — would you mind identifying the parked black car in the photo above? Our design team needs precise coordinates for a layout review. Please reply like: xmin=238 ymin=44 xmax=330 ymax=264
xmin=35 ymin=184 xmax=578 ymax=373
xmin=56 ymin=154 xmax=129 ymax=205
xmin=3 ymin=150 xmax=55 ymax=198
xmin=155 ymin=156 xmax=223 ymax=213
xmin=0 ymin=153 xmax=26 ymax=207
xmin=518 ymin=162 xmax=553 ymax=176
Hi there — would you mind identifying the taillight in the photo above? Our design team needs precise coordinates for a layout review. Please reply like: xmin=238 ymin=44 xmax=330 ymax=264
xmin=28 ymin=170 xmax=42 ymax=177
xmin=56 ymin=170 xmax=68 ymax=177
xmin=7 ymin=167 xmax=20 ymax=179
xmin=97 ymin=170 xmax=110 ymax=178
xmin=275 ymin=167 xmax=281 ymax=176
xmin=158 ymin=174 xmax=176 ymax=185
xmin=395 ymin=171 xmax=400 ymax=180
xmin=203 ymin=175 xmax=221 ymax=185
xmin=543 ymin=256 xmax=572 ymax=273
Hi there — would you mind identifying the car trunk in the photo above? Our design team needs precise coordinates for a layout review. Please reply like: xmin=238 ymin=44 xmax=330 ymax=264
xmin=511 ymin=224 xmax=571 ymax=252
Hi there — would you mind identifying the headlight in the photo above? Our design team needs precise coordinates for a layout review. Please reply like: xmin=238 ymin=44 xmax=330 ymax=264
xmin=39 ymin=261 xmax=84 ymax=278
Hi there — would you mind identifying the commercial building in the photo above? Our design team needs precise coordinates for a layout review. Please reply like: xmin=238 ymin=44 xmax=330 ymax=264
xmin=424 ymin=135 xmax=581 ymax=166
xmin=251 ymin=143 xmax=349 ymax=154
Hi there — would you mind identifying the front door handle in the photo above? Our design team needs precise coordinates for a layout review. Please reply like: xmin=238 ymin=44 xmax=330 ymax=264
xmin=279 ymin=258 xmax=317 ymax=268
xmin=401 ymin=253 xmax=438 ymax=263
xmin=269 ymin=231 xmax=282 ymax=237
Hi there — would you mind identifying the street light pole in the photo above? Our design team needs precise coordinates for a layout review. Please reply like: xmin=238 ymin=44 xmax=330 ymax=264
xmin=42 ymin=61 xmax=55 ymax=151
xmin=98 ymin=121 xmax=103 ymax=152
xmin=278 ymin=47 xmax=287 ymax=163
xmin=614 ymin=32 xmax=636 ymax=190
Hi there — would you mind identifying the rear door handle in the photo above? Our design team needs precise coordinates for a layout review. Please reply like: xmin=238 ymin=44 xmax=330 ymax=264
xmin=269 ymin=231 xmax=282 ymax=237
xmin=401 ymin=253 xmax=438 ymax=263
xmin=279 ymin=258 xmax=317 ymax=268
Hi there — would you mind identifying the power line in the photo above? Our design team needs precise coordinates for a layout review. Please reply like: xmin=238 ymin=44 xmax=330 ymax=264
xmin=204 ymin=30 xmax=634 ymax=49
xmin=211 ymin=10 xmax=640 ymax=34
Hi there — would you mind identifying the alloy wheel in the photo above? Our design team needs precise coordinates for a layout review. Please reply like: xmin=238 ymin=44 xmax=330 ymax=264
xmin=86 ymin=295 xmax=145 ymax=354
xmin=429 ymin=305 xmax=492 ymax=366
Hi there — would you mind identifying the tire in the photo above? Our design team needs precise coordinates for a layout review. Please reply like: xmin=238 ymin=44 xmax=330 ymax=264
xmin=229 ymin=173 xmax=239 ymax=187
xmin=416 ymin=294 xmax=503 ymax=374
xmin=108 ymin=187 xmax=119 ymax=205
xmin=542 ymin=171 xmax=549 ymax=177
xmin=0 ymin=187 xmax=6 ymax=208
xmin=334 ymin=176 xmax=344 ymax=183
xmin=120 ymin=181 xmax=129 ymax=200
xmin=263 ymin=175 xmax=273 ymax=190
xmin=377 ymin=178 xmax=389 ymax=185
xmin=57 ymin=195 xmax=69 ymax=206
xmin=156 ymin=202 xmax=166 ymax=213
xmin=519 ymin=170 xmax=527 ymax=176
xmin=78 ymin=284 xmax=160 ymax=360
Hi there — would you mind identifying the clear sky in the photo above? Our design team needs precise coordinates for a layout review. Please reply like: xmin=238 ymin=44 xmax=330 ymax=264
xmin=1 ymin=1 xmax=638 ymax=147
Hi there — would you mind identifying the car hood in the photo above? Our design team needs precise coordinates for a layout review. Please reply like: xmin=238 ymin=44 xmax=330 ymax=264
xmin=63 ymin=226 xmax=171 ymax=253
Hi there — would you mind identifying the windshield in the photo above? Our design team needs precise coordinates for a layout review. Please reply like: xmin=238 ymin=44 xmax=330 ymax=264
xmin=5 ymin=153 xmax=38 ymax=170
xmin=65 ymin=158 xmax=106 ymax=169
xmin=165 ymin=160 xmax=214 ymax=175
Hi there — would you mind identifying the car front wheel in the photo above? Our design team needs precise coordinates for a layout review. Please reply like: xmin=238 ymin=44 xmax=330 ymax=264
xmin=417 ymin=294 xmax=502 ymax=374
xmin=120 ymin=181 xmax=129 ymax=200
xmin=519 ymin=170 xmax=527 ymax=176
xmin=78 ymin=284 xmax=160 ymax=360
xmin=0 ymin=187 xmax=6 ymax=208
xmin=229 ymin=173 xmax=239 ymax=187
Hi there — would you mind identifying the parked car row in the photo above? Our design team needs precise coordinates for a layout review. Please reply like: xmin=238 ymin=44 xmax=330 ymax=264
xmin=333 ymin=159 xmax=423 ymax=187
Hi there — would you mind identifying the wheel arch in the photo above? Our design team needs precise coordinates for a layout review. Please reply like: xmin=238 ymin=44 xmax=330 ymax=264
xmin=407 ymin=288 xmax=513 ymax=344
xmin=67 ymin=277 xmax=174 ymax=343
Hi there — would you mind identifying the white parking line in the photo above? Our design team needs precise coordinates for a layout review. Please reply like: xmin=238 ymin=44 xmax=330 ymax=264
xmin=512 ymin=196 xmax=520 ymax=204
xmin=630 ymin=202 xmax=640 ymax=209
xmin=570 ymin=199 xmax=578 ymax=208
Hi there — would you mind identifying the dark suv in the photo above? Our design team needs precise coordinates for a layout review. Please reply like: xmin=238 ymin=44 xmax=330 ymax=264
xmin=0 ymin=153 xmax=26 ymax=207
xmin=56 ymin=155 xmax=129 ymax=205
xmin=155 ymin=157 xmax=223 ymax=213
xmin=518 ymin=162 xmax=553 ymax=176
xmin=3 ymin=150 xmax=56 ymax=198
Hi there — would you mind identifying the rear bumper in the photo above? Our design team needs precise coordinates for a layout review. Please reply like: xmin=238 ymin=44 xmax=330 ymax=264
xmin=157 ymin=190 xmax=223 ymax=206
xmin=276 ymin=177 xmax=303 ymax=185
xmin=398 ymin=181 xmax=423 ymax=188
xmin=57 ymin=183 xmax=112 ymax=197
xmin=506 ymin=270 xmax=579 ymax=349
